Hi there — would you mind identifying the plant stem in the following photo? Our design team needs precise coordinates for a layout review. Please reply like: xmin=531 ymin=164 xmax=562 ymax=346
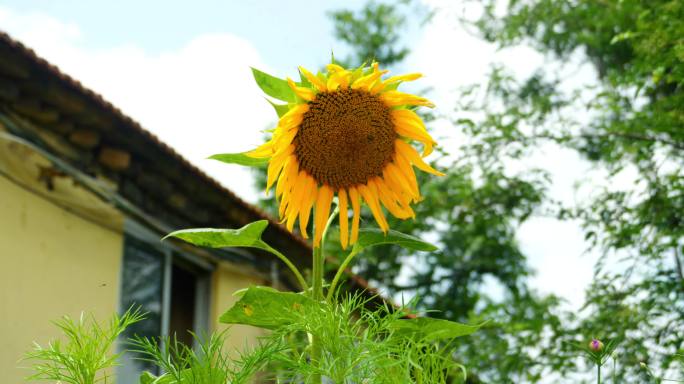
xmin=597 ymin=363 xmax=601 ymax=384
xmin=327 ymin=249 xmax=358 ymax=302
xmin=311 ymin=206 xmax=338 ymax=384
xmin=260 ymin=242 xmax=308 ymax=291
xmin=312 ymin=206 xmax=339 ymax=301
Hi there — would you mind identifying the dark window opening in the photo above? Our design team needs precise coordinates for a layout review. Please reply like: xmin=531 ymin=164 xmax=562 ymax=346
xmin=169 ymin=263 xmax=198 ymax=348
xmin=118 ymin=233 xmax=211 ymax=382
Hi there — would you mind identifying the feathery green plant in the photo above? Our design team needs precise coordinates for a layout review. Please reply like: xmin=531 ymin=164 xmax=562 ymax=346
xmin=130 ymin=330 xmax=285 ymax=384
xmin=23 ymin=307 xmax=144 ymax=384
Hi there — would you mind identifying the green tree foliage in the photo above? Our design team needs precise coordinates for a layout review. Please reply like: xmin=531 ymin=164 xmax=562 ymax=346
xmin=328 ymin=0 xmax=412 ymax=67
xmin=470 ymin=0 xmax=684 ymax=381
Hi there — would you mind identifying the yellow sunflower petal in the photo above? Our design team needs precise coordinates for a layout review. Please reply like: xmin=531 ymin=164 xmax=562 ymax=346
xmin=313 ymin=185 xmax=334 ymax=248
xmin=266 ymin=145 xmax=295 ymax=192
xmin=385 ymin=73 xmax=422 ymax=84
xmin=299 ymin=66 xmax=327 ymax=92
xmin=287 ymin=77 xmax=315 ymax=101
xmin=351 ymin=69 xmax=389 ymax=91
xmin=348 ymin=186 xmax=361 ymax=245
xmin=275 ymin=156 xmax=295 ymax=198
xmin=391 ymin=155 xmax=421 ymax=200
xmin=327 ymin=70 xmax=351 ymax=91
xmin=281 ymin=103 xmax=309 ymax=120
xmin=393 ymin=119 xmax=436 ymax=156
xmin=298 ymin=175 xmax=317 ymax=238
xmin=272 ymin=127 xmax=297 ymax=150
xmin=285 ymin=170 xmax=310 ymax=231
xmin=384 ymin=164 xmax=418 ymax=204
xmin=358 ymin=184 xmax=389 ymax=232
xmin=278 ymin=160 xmax=299 ymax=217
xmin=380 ymin=90 xmax=435 ymax=108
xmin=247 ymin=140 xmax=274 ymax=158
xmin=395 ymin=140 xmax=445 ymax=176
xmin=338 ymin=189 xmax=349 ymax=250
xmin=327 ymin=63 xmax=345 ymax=73
xmin=372 ymin=177 xmax=414 ymax=219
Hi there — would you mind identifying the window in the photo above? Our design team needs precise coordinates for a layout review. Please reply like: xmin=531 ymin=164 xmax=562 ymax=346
xmin=117 ymin=222 xmax=211 ymax=381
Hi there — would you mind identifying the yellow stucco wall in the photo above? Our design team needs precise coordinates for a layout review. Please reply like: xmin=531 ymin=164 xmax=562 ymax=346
xmin=211 ymin=263 xmax=267 ymax=355
xmin=0 ymin=176 xmax=124 ymax=383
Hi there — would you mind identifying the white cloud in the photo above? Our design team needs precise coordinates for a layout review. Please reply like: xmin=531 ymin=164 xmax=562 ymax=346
xmin=0 ymin=6 xmax=273 ymax=202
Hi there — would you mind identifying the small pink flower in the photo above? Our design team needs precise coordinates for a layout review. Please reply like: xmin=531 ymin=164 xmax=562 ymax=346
xmin=589 ymin=339 xmax=604 ymax=352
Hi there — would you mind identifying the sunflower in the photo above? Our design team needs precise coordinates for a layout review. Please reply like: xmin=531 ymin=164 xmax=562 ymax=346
xmin=248 ymin=62 xmax=443 ymax=249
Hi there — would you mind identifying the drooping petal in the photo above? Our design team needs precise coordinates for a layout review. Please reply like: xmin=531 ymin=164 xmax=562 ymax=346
xmin=395 ymin=140 xmax=445 ymax=176
xmin=276 ymin=156 xmax=295 ymax=197
xmin=391 ymin=155 xmax=421 ymax=200
xmin=358 ymin=184 xmax=389 ymax=232
xmin=285 ymin=170 xmax=310 ymax=231
xmin=348 ymin=186 xmax=361 ymax=245
xmin=393 ymin=119 xmax=436 ymax=156
xmin=372 ymin=177 xmax=414 ymax=219
xmin=298 ymin=175 xmax=317 ymax=238
xmin=313 ymin=185 xmax=334 ymax=248
xmin=338 ymin=189 xmax=349 ymax=250
xmin=384 ymin=163 xmax=418 ymax=204
xmin=266 ymin=145 xmax=295 ymax=192
xmin=278 ymin=160 xmax=299 ymax=218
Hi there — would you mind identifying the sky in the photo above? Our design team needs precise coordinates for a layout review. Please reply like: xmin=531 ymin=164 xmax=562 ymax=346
xmin=0 ymin=0 xmax=601 ymax=310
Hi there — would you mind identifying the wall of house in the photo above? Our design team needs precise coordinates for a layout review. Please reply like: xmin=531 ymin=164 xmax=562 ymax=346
xmin=211 ymin=263 xmax=267 ymax=355
xmin=0 ymin=175 xmax=124 ymax=384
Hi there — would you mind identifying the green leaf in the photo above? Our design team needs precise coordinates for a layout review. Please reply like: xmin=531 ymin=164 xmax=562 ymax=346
xmin=265 ymin=98 xmax=290 ymax=118
xmin=251 ymin=67 xmax=295 ymax=102
xmin=208 ymin=153 xmax=269 ymax=167
xmin=353 ymin=228 xmax=439 ymax=253
xmin=165 ymin=221 xmax=309 ymax=291
xmin=219 ymin=286 xmax=317 ymax=329
xmin=392 ymin=318 xmax=482 ymax=342
xmin=139 ymin=371 xmax=174 ymax=384
xmin=164 ymin=220 xmax=269 ymax=249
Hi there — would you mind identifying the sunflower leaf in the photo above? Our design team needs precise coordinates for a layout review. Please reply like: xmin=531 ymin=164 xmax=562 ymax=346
xmin=219 ymin=286 xmax=317 ymax=329
xmin=391 ymin=318 xmax=483 ymax=342
xmin=163 ymin=220 xmax=269 ymax=249
xmin=252 ymin=67 xmax=296 ymax=102
xmin=265 ymin=98 xmax=290 ymax=118
xmin=164 ymin=221 xmax=310 ymax=291
xmin=352 ymin=228 xmax=438 ymax=253
xmin=208 ymin=152 xmax=269 ymax=167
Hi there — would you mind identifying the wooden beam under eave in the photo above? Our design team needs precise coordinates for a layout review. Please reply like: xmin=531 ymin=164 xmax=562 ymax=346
xmin=98 ymin=147 xmax=131 ymax=170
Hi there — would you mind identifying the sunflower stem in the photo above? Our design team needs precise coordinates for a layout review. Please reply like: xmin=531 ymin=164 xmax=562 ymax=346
xmin=310 ymin=206 xmax=339 ymax=384
xmin=258 ymin=242 xmax=308 ymax=291
xmin=312 ymin=206 xmax=339 ymax=301
xmin=327 ymin=248 xmax=359 ymax=302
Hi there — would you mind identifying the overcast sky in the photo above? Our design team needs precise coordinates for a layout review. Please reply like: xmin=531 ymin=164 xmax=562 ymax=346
xmin=0 ymin=0 xmax=601 ymax=311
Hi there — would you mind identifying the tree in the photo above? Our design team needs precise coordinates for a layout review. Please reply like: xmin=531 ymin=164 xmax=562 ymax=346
xmin=469 ymin=0 xmax=684 ymax=381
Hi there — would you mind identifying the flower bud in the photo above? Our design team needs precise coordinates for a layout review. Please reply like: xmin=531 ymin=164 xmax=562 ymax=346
xmin=589 ymin=339 xmax=604 ymax=352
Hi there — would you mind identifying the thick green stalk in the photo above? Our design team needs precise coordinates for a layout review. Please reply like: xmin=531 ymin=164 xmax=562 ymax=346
xmin=311 ymin=206 xmax=338 ymax=384
xmin=597 ymin=363 xmax=601 ymax=384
